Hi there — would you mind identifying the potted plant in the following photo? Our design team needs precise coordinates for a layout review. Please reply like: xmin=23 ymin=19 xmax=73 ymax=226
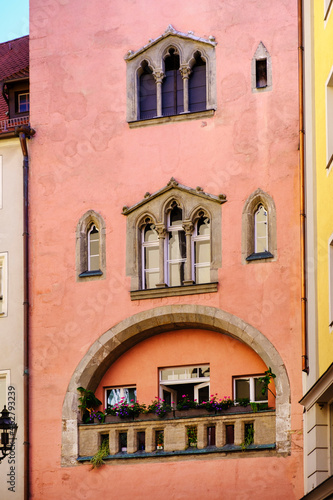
xmin=145 ymin=398 xmax=173 ymax=419
xmin=156 ymin=430 xmax=164 ymax=450
xmin=77 ymin=387 xmax=102 ymax=424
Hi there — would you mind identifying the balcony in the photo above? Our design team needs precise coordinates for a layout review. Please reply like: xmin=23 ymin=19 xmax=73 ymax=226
xmin=0 ymin=115 xmax=29 ymax=133
xmin=78 ymin=408 xmax=276 ymax=462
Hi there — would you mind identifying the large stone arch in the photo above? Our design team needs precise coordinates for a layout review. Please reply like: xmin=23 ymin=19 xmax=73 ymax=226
xmin=61 ymin=305 xmax=291 ymax=465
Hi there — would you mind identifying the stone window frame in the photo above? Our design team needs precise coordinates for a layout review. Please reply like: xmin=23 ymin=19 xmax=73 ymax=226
xmin=124 ymin=25 xmax=217 ymax=127
xmin=242 ymin=188 xmax=277 ymax=264
xmin=0 ymin=252 xmax=8 ymax=317
xmin=251 ymin=42 xmax=272 ymax=93
xmin=122 ymin=178 xmax=226 ymax=300
xmin=76 ymin=210 xmax=106 ymax=281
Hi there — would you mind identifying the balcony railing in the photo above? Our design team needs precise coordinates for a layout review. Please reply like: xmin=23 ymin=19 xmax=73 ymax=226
xmin=0 ymin=115 xmax=29 ymax=133
xmin=78 ymin=409 xmax=276 ymax=461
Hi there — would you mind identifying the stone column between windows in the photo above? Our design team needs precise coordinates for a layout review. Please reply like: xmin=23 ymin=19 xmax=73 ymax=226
xmin=153 ymin=70 xmax=164 ymax=117
xmin=180 ymin=65 xmax=191 ymax=114
xmin=155 ymin=223 xmax=167 ymax=287
xmin=183 ymin=220 xmax=194 ymax=285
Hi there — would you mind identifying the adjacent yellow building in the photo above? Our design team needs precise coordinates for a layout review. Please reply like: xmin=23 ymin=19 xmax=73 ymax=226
xmin=302 ymin=0 xmax=333 ymax=497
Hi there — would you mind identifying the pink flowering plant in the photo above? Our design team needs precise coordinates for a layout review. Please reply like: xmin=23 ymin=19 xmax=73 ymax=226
xmin=106 ymin=397 xmax=146 ymax=419
xmin=199 ymin=394 xmax=234 ymax=412
xmin=176 ymin=395 xmax=199 ymax=411
xmin=146 ymin=398 xmax=172 ymax=418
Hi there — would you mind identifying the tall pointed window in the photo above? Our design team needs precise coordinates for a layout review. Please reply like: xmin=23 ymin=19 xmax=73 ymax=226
xmin=162 ymin=48 xmax=183 ymax=116
xmin=76 ymin=210 xmax=106 ymax=280
xmin=189 ymin=52 xmax=206 ymax=112
xmin=142 ymin=223 xmax=159 ymax=289
xmin=193 ymin=215 xmax=210 ymax=284
xmin=88 ymin=224 xmax=100 ymax=272
xmin=139 ymin=61 xmax=156 ymax=120
xmin=167 ymin=205 xmax=186 ymax=286
xmin=254 ymin=205 xmax=268 ymax=253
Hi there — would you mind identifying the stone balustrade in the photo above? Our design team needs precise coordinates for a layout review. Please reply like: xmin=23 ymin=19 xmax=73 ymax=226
xmin=78 ymin=409 xmax=276 ymax=460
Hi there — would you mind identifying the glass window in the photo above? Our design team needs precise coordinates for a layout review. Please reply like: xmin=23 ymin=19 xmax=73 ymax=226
xmin=234 ymin=375 xmax=268 ymax=403
xmin=189 ymin=52 xmax=206 ymax=113
xmin=256 ymin=59 xmax=267 ymax=88
xmin=88 ymin=224 xmax=100 ymax=271
xmin=139 ymin=61 xmax=156 ymax=120
xmin=254 ymin=205 xmax=268 ymax=253
xmin=142 ymin=224 xmax=159 ymax=289
xmin=106 ymin=386 xmax=137 ymax=407
xmin=193 ymin=216 xmax=210 ymax=284
xmin=18 ymin=93 xmax=29 ymax=113
xmin=162 ymin=49 xmax=183 ymax=116
xmin=167 ymin=206 xmax=186 ymax=286
xmin=0 ymin=253 xmax=7 ymax=317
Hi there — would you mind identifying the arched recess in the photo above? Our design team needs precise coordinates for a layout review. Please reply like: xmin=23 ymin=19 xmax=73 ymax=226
xmin=61 ymin=304 xmax=290 ymax=465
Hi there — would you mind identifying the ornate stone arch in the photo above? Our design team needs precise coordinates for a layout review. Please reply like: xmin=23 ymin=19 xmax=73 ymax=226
xmin=242 ymin=188 xmax=277 ymax=263
xmin=61 ymin=304 xmax=291 ymax=465
xmin=75 ymin=209 xmax=106 ymax=280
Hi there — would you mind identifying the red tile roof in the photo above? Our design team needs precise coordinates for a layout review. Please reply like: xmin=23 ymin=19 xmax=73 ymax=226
xmin=0 ymin=36 xmax=29 ymax=124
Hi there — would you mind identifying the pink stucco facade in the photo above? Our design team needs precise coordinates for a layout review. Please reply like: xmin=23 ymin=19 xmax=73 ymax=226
xmin=29 ymin=0 xmax=303 ymax=498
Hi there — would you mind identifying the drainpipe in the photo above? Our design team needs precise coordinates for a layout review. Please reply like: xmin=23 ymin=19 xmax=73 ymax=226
xmin=15 ymin=124 xmax=35 ymax=500
xmin=298 ymin=0 xmax=308 ymax=373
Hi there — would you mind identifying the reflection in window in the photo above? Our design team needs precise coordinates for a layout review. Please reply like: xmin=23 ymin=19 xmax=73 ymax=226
xmin=106 ymin=387 xmax=137 ymax=407
xmin=88 ymin=224 xmax=100 ymax=271
xmin=167 ymin=206 xmax=186 ymax=286
xmin=189 ymin=52 xmax=206 ymax=112
xmin=139 ymin=61 xmax=156 ymax=120
xmin=254 ymin=205 xmax=268 ymax=253
xmin=18 ymin=93 xmax=29 ymax=113
xmin=234 ymin=376 xmax=267 ymax=403
xmin=193 ymin=216 xmax=210 ymax=284
xmin=142 ymin=224 xmax=159 ymax=289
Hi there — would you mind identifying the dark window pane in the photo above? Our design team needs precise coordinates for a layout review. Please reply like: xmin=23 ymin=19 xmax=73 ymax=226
xmin=162 ymin=50 xmax=183 ymax=116
xmin=119 ymin=432 xmax=127 ymax=452
xmin=225 ymin=425 xmax=234 ymax=445
xmin=140 ymin=71 xmax=156 ymax=119
xmin=137 ymin=431 xmax=145 ymax=451
xmin=256 ymin=59 xmax=267 ymax=88
xmin=207 ymin=426 xmax=216 ymax=446
xmin=189 ymin=60 xmax=206 ymax=112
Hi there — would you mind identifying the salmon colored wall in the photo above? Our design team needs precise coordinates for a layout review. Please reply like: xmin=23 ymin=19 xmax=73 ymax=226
xmin=96 ymin=329 xmax=273 ymax=407
xmin=29 ymin=0 xmax=302 ymax=498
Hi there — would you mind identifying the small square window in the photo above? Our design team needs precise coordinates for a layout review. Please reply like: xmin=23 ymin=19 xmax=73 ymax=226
xmin=18 ymin=93 xmax=29 ymax=113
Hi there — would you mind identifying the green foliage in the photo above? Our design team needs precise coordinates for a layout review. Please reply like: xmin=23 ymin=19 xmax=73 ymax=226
xmin=187 ymin=426 xmax=197 ymax=446
xmin=146 ymin=398 xmax=172 ymax=418
xmin=90 ymin=435 xmax=110 ymax=469
xmin=258 ymin=367 xmax=276 ymax=398
xmin=241 ymin=424 xmax=254 ymax=451
xmin=236 ymin=398 xmax=250 ymax=407
xmin=77 ymin=387 xmax=102 ymax=424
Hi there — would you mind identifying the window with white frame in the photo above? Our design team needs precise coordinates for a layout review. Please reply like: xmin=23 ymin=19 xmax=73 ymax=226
xmin=242 ymin=189 xmax=276 ymax=263
xmin=18 ymin=93 xmax=29 ymax=113
xmin=125 ymin=25 xmax=217 ymax=125
xmin=234 ymin=376 xmax=267 ymax=403
xmin=76 ymin=210 xmax=106 ymax=280
xmin=0 ymin=253 xmax=8 ymax=317
xmin=105 ymin=386 xmax=137 ymax=408
xmin=123 ymin=178 xmax=224 ymax=298
xmin=159 ymin=364 xmax=210 ymax=405
xmin=326 ymin=68 xmax=333 ymax=170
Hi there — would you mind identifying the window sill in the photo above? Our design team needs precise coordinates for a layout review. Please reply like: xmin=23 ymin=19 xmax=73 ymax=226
xmin=246 ymin=251 xmax=274 ymax=262
xmin=128 ymin=109 xmax=215 ymax=129
xmin=79 ymin=270 xmax=103 ymax=278
xmin=130 ymin=282 xmax=218 ymax=300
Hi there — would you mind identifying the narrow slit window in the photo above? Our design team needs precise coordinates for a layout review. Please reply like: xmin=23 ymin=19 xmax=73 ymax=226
xmin=88 ymin=224 xmax=100 ymax=271
xmin=189 ymin=52 xmax=206 ymax=112
xmin=207 ymin=426 xmax=216 ymax=446
xmin=139 ymin=61 xmax=157 ymax=120
xmin=256 ymin=59 xmax=267 ymax=88
xmin=162 ymin=48 xmax=183 ymax=116
xmin=142 ymin=223 xmax=159 ymax=289
xmin=167 ymin=206 xmax=186 ymax=286
xmin=254 ymin=205 xmax=268 ymax=253
xmin=193 ymin=215 xmax=210 ymax=284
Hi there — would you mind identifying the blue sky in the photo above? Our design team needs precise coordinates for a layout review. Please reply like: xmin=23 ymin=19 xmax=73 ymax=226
xmin=0 ymin=0 xmax=29 ymax=43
